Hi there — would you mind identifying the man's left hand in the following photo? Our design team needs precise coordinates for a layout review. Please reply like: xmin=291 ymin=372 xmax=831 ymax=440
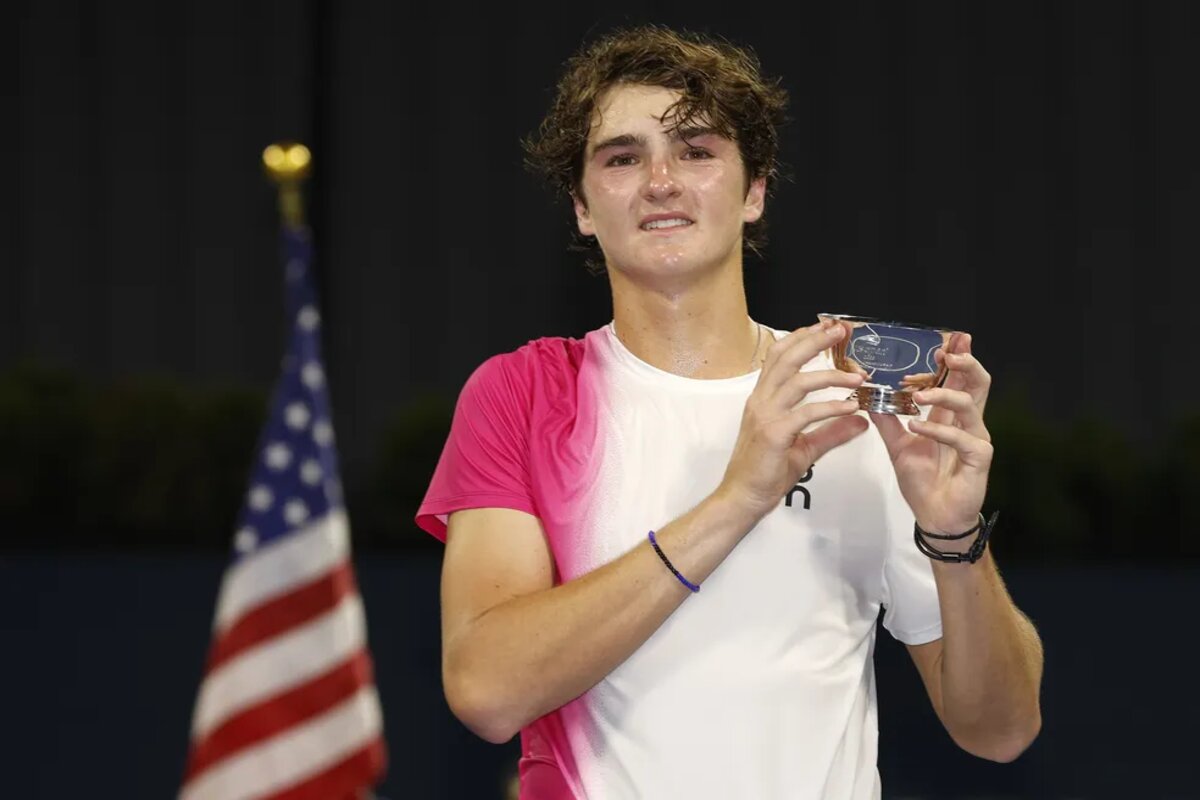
xmin=870 ymin=333 xmax=993 ymax=546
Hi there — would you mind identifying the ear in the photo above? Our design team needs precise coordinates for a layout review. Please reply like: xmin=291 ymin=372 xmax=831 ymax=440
xmin=743 ymin=176 xmax=766 ymax=224
xmin=572 ymin=192 xmax=596 ymax=237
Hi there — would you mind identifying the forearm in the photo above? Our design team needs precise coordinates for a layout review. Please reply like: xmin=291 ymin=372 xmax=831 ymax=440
xmin=444 ymin=488 xmax=761 ymax=742
xmin=932 ymin=551 xmax=1044 ymax=760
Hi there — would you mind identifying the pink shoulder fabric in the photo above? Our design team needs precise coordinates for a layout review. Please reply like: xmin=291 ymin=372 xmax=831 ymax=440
xmin=416 ymin=350 xmax=539 ymax=540
xmin=415 ymin=335 xmax=599 ymax=546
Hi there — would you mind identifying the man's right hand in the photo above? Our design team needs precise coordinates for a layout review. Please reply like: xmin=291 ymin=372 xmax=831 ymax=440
xmin=718 ymin=320 xmax=869 ymax=519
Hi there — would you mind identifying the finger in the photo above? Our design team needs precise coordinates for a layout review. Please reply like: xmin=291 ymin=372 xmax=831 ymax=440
xmin=757 ymin=320 xmax=829 ymax=383
xmin=775 ymin=398 xmax=862 ymax=434
xmin=923 ymin=351 xmax=957 ymax=425
xmin=770 ymin=368 xmax=863 ymax=410
xmin=941 ymin=350 xmax=991 ymax=409
xmin=868 ymin=411 xmax=911 ymax=459
xmin=925 ymin=395 xmax=955 ymax=428
xmin=759 ymin=322 xmax=847 ymax=395
xmin=796 ymin=414 xmax=870 ymax=463
xmin=907 ymin=418 xmax=994 ymax=469
xmin=912 ymin=387 xmax=989 ymax=441
xmin=938 ymin=334 xmax=980 ymax=393
xmin=760 ymin=320 xmax=830 ymax=366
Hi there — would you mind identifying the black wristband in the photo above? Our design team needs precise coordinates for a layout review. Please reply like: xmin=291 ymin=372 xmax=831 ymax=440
xmin=648 ymin=530 xmax=700 ymax=592
xmin=914 ymin=516 xmax=984 ymax=541
xmin=914 ymin=510 xmax=999 ymax=564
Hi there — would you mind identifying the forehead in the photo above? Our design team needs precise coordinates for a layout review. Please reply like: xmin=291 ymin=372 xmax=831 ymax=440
xmin=588 ymin=84 xmax=697 ymax=140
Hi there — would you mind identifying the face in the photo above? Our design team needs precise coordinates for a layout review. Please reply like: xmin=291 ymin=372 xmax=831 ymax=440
xmin=573 ymin=84 xmax=766 ymax=281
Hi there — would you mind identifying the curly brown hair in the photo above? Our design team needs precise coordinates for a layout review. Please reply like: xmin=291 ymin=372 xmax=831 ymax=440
xmin=523 ymin=25 xmax=790 ymax=273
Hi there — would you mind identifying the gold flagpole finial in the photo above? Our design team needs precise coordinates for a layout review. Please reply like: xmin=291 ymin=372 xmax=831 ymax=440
xmin=262 ymin=142 xmax=312 ymax=228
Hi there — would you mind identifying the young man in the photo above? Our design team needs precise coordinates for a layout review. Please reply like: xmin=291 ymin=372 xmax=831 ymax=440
xmin=417 ymin=25 xmax=1042 ymax=799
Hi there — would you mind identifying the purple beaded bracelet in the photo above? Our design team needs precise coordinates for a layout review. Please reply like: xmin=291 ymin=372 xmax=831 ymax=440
xmin=647 ymin=530 xmax=700 ymax=593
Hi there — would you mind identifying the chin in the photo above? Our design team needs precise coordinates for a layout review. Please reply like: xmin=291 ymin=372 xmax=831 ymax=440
xmin=648 ymin=244 xmax=734 ymax=276
xmin=615 ymin=254 xmax=706 ymax=280
xmin=603 ymin=235 xmax=738 ymax=280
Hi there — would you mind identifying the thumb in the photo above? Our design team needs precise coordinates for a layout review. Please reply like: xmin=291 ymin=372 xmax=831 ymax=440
xmin=869 ymin=412 xmax=910 ymax=459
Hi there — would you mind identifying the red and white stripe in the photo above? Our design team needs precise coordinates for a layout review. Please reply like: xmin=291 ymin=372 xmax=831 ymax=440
xmin=181 ymin=511 xmax=386 ymax=800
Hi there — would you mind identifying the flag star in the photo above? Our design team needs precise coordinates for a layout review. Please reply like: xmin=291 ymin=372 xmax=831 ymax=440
xmin=301 ymin=362 xmax=325 ymax=390
xmin=300 ymin=459 xmax=323 ymax=486
xmin=297 ymin=306 xmax=320 ymax=331
xmin=264 ymin=442 xmax=292 ymax=471
xmin=285 ymin=402 xmax=311 ymax=430
xmin=234 ymin=527 xmax=258 ymax=553
xmin=283 ymin=499 xmax=310 ymax=526
xmin=248 ymin=485 xmax=274 ymax=512
xmin=313 ymin=420 xmax=334 ymax=446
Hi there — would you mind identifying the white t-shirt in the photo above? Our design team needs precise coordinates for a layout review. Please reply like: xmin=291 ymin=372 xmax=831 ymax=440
xmin=418 ymin=323 xmax=943 ymax=799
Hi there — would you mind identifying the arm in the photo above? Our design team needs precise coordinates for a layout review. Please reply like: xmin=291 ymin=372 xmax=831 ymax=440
xmin=871 ymin=333 xmax=1043 ymax=761
xmin=441 ymin=492 xmax=760 ymax=743
xmin=907 ymin=553 xmax=1044 ymax=762
xmin=440 ymin=321 xmax=867 ymax=743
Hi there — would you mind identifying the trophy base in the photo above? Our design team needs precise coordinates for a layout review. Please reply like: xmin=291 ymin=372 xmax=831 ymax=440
xmin=852 ymin=386 xmax=920 ymax=416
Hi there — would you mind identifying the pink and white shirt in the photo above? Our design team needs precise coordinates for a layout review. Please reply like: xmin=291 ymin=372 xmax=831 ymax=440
xmin=417 ymin=324 xmax=942 ymax=800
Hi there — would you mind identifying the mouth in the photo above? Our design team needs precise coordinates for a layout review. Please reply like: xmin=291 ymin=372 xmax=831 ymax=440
xmin=639 ymin=216 xmax=694 ymax=232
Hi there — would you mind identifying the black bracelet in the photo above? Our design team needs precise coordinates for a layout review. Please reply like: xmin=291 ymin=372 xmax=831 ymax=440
xmin=914 ymin=510 xmax=999 ymax=564
xmin=648 ymin=530 xmax=700 ymax=592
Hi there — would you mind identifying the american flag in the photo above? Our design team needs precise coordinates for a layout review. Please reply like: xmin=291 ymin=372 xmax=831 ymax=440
xmin=180 ymin=225 xmax=387 ymax=800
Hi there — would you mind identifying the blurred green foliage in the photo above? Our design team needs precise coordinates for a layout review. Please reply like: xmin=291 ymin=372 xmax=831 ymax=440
xmin=986 ymin=386 xmax=1143 ymax=561
xmin=350 ymin=392 xmax=454 ymax=550
xmin=0 ymin=363 xmax=1195 ymax=561
xmin=0 ymin=363 xmax=266 ymax=548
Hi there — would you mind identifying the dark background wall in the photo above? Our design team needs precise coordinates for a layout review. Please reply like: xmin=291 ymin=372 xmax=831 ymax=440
xmin=5 ymin=1 xmax=1200 ymax=797
xmin=9 ymin=1 xmax=1200 ymax=471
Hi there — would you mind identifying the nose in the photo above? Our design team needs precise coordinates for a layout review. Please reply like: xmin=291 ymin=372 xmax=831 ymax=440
xmin=644 ymin=155 xmax=681 ymax=201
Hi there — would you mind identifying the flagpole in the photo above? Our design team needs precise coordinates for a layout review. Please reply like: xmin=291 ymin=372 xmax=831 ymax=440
xmin=180 ymin=140 xmax=386 ymax=800
xmin=262 ymin=141 xmax=312 ymax=228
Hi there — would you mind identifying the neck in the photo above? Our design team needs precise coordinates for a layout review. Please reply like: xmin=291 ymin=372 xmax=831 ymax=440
xmin=607 ymin=259 xmax=762 ymax=379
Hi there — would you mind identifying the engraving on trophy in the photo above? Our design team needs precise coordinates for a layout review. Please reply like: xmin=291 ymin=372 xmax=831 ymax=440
xmin=848 ymin=332 xmax=921 ymax=373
